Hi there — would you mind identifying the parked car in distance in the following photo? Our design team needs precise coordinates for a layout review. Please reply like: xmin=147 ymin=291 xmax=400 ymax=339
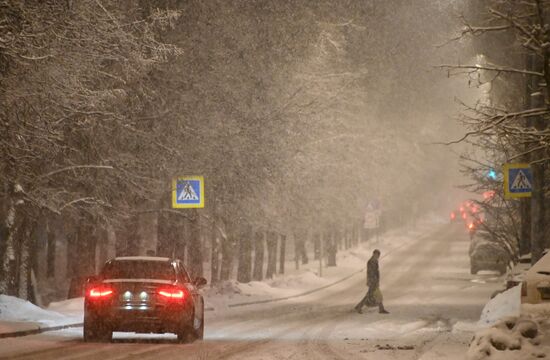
xmin=469 ymin=235 xmax=509 ymax=275
xmin=84 ymin=256 xmax=207 ymax=343
xmin=521 ymin=251 xmax=550 ymax=304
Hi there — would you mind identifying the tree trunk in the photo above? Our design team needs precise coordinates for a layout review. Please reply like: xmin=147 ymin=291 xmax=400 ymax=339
xmin=28 ymin=225 xmax=41 ymax=306
xmin=531 ymin=161 xmax=546 ymax=264
xmin=326 ymin=230 xmax=337 ymax=267
xmin=279 ymin=234 xmax=286 ymax=274
xmin=210 ymin=219 xmax=220 ymax=285
xmin=313 ymin=232 xmax=321 ymax=260
xmin=265 ymin=231 xmax=278 ymax=279
xmin=293 ymin=229 xmax=308 ymax=268
xmin=79 ymin=222 xmax=97 ymax=276
xmin=96 ymin=227 xmax=108 ymax=271
xmin=219 ymin=221 xmax=235 ymax=281
xmin=115 ymin=216 xmax=139 ymax=256
xmin=237 ymin=224 xmax=252 ymax=283
xmin=335 ymin=227 xmax=342 ymax=251
xmin=252 ymin=230 xmax=264 ymax=281
xmin=0 ymin=189 xmax=21 ymax=295
xmin=301 ymin=231 xmax=309 ymax=264
xmin=187 ymin=209 xmax=203 ymax=278
xmin=125 ymin=216 xmax=140 ymax=256
xmin=519 ymin=199 xmax=531 ymax=256
xmin=66 ymin=229 xmax=77 ymax=284
xmin=353 ymin=221 xmax=360 ymax=246
xmin=17 ymin=223 xmax=33 ymax=300
xmin=157 ymin=210 xmax=174 ymax=257
xmin=345 ymin=225 xmax=352 ymax=249
xmin=46 ymin=226 xmax=56 ymax=278
xmin=529 ymin=46 xmax=547 ymax=265
xmin=293 ymin=232 xmax=299 ymax=270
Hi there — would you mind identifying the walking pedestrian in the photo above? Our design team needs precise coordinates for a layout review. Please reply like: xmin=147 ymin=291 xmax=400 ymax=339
xmin=355 ymin=249 xmax=389 ymax=314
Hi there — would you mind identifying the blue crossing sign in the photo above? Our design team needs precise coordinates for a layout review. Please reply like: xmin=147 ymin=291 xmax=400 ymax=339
xmin=503 ymin=164 xmax=532 ymax=199
xmin=172 ymin=176 xmax=204 ymax=208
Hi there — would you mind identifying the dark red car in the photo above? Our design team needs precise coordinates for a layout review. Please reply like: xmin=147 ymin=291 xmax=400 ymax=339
xmin=84 ymin=256 xmax=206 ymax=343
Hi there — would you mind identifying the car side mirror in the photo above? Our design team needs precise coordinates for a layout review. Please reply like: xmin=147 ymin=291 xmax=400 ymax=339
xmin=193 ymin=277 xmax=207 ymax=288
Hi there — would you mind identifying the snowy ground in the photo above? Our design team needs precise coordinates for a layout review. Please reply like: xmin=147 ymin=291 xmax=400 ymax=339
xmin=0 ymin=295 xmax=82 ymax=335
xmin=467 ymin=285 xmax=550 ymax=359
xmin=0 ymin=220 xmax=504 ymax=359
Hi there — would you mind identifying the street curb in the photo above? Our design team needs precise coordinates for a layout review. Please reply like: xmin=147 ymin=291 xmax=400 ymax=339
xmin=0 ymin=322 xmax=83 ymax=339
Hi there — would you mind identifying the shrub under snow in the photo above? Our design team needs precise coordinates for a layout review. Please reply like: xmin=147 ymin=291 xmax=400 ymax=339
xmin=467 ymin=316 xmax=550 ymax=360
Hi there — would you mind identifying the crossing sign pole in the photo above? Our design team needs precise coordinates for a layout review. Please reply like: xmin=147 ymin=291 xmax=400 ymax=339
xmin=172 ymin=176 xmax=205 ymax=209
xmin=503 ymin=163 xmax=533 ymax=199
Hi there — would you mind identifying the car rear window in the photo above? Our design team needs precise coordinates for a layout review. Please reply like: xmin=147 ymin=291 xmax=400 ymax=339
xmin=101 ymin=260 xmax=176 ymax=280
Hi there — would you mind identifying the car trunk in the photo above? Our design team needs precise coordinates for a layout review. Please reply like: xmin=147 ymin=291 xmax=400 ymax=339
xmin=102 ymin=279 xmax=175 ymax=311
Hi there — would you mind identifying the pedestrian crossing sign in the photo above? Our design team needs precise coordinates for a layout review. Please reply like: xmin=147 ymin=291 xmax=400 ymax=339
xmin=503 ymin=163 xmax=532 ymax=199
xmin=172 ymin=176 xmax=204 ymax=208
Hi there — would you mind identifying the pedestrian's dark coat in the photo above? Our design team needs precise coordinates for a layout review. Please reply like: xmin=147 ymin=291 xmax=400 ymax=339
xmin=366 ymin=256 xmax=380 ymax=289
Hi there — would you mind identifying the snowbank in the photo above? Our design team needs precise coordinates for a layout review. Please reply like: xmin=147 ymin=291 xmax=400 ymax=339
xmin=478 ymin=286 xmax=521 ymax=328
xmin=0 ymin=295 xmax=82 ymax=334
xmin=467 ymin=316 xmax=550 ymax=360
xmin=204 ymin=270 xmax=333 ymax=308
xmin=522 ymin=303 xmax=550 ymax=319
xmin=47 ymin=297 xmax=84 ymax=318
xmin=468 ymin=286 xmax=550 ymax=359
xmin=0 ymin=295 xmax=67 ymax=325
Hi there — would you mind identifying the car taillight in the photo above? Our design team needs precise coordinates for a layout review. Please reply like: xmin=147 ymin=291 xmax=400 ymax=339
xmin=521 ymin=281 xmax=527 ymax=297
xmin=157 ymin=288 xmax=186 ymax=300
xmin=88 ymin=286 xmax=114 ymax=299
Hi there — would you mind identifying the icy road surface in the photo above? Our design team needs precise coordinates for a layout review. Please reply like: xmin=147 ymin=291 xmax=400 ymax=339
xmin=0 ymin=224 xmax=502 ymax=360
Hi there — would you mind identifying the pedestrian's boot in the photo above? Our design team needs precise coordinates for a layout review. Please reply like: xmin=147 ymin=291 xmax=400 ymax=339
xmin=379 ymin=304 xmax=389 ymax=314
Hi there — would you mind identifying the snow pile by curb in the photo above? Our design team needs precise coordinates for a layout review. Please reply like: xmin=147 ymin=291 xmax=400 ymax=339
xmin=0 ymin=295 xmax=67 ymax=325
xmin=0 ymin=295 xmax=82 ymax=336
xmin=47 ymin=297 xmax=84 ymax=319
xmin=468 ymin=286 xmax=550 ymax=360
xmin=478 ymin=286 xmax=521 ymax=328
xmin=467 ymin=316 xmax=550 ymax=360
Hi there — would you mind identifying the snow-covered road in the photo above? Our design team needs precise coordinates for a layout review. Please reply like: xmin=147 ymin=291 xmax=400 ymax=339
xmin=0 ymin=223 xmax=502 ymax=360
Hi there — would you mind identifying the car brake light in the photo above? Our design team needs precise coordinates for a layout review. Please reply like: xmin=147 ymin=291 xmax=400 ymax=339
xmin=88 ymin=287 xmax=113 ymax=298
xmin=158 ymin=288 xmax=186 ymax=300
